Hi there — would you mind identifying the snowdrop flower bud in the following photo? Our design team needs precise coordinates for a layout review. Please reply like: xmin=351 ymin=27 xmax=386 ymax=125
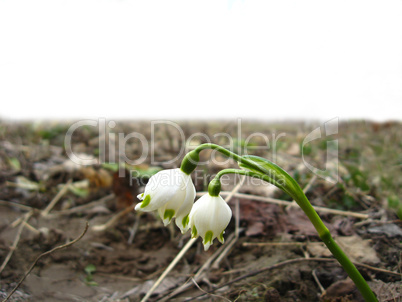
xmin=188 ymin=193 xmax=232 ymax=251
xmin=135 ymin=168 xmax=196 ymax=233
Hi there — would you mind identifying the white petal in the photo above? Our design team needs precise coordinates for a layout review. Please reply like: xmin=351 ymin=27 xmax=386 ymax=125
xmin=136 ymin=169 xmax=183 ymax=212
xmin=161 ymin=187 xmax=186 ymax=213
xmin=157 ymin=188 xmax=186 ymax=225
xmin=208 ymin=196 xmax=232 ymax=235
xmin=188 ymin=194 xmax=207 ymax=237
xmin=189 ymin=194 xmax=232 ymax=248
xmin=189 ymin=195 xmax=213 ymax=238
xmin=175 ymin=175 xmax=196 ymax=233
xmin=176 ymin=174 xmax=195 ymax=217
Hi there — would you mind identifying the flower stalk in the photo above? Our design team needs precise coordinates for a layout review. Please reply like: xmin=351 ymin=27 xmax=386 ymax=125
xmin=136 ymin=143 xmax=378 ymax=301
xmin=188 ymin=144 xmax=377 ymax=301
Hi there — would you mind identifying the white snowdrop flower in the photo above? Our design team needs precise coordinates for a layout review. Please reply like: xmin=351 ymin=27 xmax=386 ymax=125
xmin=135 ymin=168 xmax=196 ymax=233
xmin=188 ymin=193 xmax=232 ymax=251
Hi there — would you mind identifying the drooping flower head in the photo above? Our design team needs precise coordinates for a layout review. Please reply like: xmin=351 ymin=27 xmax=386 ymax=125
xmin=135 ymin=168 xmax=195 ymax=233
xmin=188 ymin=193 xmax=232 ymax=251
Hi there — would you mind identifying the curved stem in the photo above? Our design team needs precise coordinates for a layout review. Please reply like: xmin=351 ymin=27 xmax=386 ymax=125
xmin=209 ymin=167 xmax=378 ymax=301
xmin=192 ymin=144 xmax=295 ymax=196
xmin=210 ymin=168 xmax=327 ymax=236
xmin=193 ymin=143 xmax=242 ymax=159
xmin=193 ymin=144 xmax=267 ymax=174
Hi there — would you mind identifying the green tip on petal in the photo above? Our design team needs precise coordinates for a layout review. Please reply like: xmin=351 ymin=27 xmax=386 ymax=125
xmin=182 ymin=214 xmax=189 ymax=229
xmin=218 ymin=231 xmax=225 ymax=244
xmin=191 ymin=226 xmax=198 ymax=238
xmin=203 ymin=231 xmax=214 ymax=251
xmin=140 ymin=195 xmax=151 ymax=208
xmin=163 ymin=209 xmax=175 ymax=221
xmin=204 ymin=230 xmax=213 ymax=245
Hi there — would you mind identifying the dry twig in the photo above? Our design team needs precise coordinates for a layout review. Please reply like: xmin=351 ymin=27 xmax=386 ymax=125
xmin=128 ymin=213 xmax=141 ymax=244
xmin=92 ymin=205 xmax=134 ymax=232
xmin=0 ymin=211 xmax=33 ymax=275
xmin=209 ymin=191 xmax=370 ymax=219
xmin=2 ymin=222 xmax=89 ymax=302
xmin=183 ymin=258 xmax=336 ymax=301
xmin=41 ymin=179 xmax=72 ymax=216
xmin=0 ymin=200 xmax=35 ymax=212
xmin=185 ymin=256 xmax=402 ymax=301
xmin=302 ymin=246 xmax=325 ymax=294
xmin=136 ymin=238 xmax=197 ymax=302
xmin=242 ymin=241 xmax=324 ymax=247
xmin=191 ymin=278 xmax=232 ymax=302
xmin=47 ymin=193 xmax=115 ymax=217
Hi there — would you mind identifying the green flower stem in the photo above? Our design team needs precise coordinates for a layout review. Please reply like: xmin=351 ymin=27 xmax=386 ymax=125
xmin=181 ymin=144 xmax=264 ymax=175
xmin=205 ymin=161 xmax=377 ymax=301
xmin=294 ymin=192 xmax=377 ymax=301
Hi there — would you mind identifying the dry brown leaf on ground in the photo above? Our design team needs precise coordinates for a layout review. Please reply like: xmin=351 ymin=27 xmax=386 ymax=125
xmin=336 ymin=235 xmax=380 ymax=265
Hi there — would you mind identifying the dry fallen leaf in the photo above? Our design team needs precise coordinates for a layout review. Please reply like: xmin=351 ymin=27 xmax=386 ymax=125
xmin=336 ymin=235 xmax=380 ymax=264
xmin=80 ymin=167 xmax=112 ymax=189
xmin=321 ymin=278 xmax=364 ymax=302
xmin=112 ymin=169 xmax=139 ymax=210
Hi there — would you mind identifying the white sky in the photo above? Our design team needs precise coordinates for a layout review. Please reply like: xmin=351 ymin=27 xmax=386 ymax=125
xmin=0 ymin=0 xmax=401 ymax=121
